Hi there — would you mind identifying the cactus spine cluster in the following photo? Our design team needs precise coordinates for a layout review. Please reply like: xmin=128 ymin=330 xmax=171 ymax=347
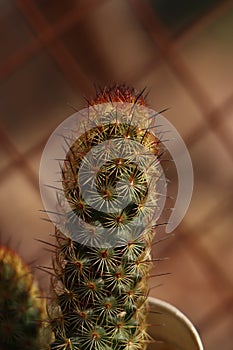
xmin=46 ymin=85 xmax=162 ymax=350
xmin=0 ymin=245 xmax=45 ymax=350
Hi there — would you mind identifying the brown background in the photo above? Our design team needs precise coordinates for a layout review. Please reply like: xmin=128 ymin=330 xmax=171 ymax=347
xmin=0 ymin=1 xmax=233 ymax=349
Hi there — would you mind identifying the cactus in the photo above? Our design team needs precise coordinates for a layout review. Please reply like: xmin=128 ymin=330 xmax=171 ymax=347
xmin=45 ymin=85 xmax=163 ymax=350
xmin=0 ymin=245 xmax=46 ymax=350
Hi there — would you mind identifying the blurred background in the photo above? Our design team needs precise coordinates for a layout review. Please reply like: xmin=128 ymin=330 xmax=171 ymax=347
xmin=0 ymin=0 xmax=233 ymax=349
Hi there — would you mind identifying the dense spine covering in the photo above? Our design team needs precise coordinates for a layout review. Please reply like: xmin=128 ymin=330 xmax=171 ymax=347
xmin=47 ymin=85 xmax=162 ymax=350
xmin=0 ymin=246 xmax=45 ymax=350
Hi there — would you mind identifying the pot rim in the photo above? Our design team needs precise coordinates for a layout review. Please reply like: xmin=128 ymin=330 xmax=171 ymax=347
xmin=148 ymin=296 xmax=204 ymax=350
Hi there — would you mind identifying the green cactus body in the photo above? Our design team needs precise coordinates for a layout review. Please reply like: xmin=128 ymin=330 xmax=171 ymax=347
xmin=46 ymin=85 xmax=163 ymax=350
xmin=0 ymin=246 xmax=46 ymax=350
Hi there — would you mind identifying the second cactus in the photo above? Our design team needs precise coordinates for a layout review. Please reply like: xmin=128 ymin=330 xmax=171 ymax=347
xmin=0 ymin=245 xmax=45 ymax=350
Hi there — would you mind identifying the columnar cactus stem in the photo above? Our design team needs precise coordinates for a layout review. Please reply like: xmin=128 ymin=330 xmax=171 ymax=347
xmin=45 ymin=85 xmax=163 ymax=350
